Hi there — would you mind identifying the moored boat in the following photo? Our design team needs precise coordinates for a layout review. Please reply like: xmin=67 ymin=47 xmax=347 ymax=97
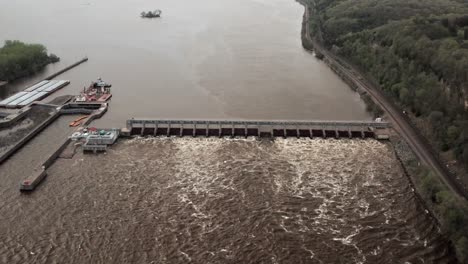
xmin=75 ymin=78 xmax=112 ymax=103
xmin=69 ymin=116 xmax=89 ymax=127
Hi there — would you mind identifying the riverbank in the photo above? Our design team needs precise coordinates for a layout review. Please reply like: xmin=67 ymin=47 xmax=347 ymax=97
xmin=299 ymin=0 xmax=468 ymax=190
xmin=298 ymin=0 xmax=467 ymax=197
xmin=298 ymin=0 xmax=468 ymax=261
xmin=392 ymin=135 xmax=468 ymax=262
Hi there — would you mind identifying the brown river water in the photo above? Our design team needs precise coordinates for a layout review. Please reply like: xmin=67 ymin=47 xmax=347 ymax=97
xmin=0 ymin=0 xmax=369 ymax=126
xmin=0 ymin=0 xmax=457 ymax=263
xmin=0 ymin=137 xmax=456 ymax=263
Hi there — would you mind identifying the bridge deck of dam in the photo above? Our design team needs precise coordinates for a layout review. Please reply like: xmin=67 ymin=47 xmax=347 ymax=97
xmin=126 ymin=119 xmax=391 ymax=139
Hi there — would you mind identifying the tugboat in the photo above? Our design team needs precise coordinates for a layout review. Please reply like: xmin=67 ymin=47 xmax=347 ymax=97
xmin=141 ymin=10 xmax=162 ymax=18
xmin=75 ymin=78 xmax=112 ymax=102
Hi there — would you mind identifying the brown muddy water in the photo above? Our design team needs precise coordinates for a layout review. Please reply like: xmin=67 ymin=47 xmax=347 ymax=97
xmin=0 ymin=137 xmax=456 ymax=263
xmin=0 ymin=0 xmax=456 ymax=263
xmin=0 ymin=0 xmax=369 ymax=126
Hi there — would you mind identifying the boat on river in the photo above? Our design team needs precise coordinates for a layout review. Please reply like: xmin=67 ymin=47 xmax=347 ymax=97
xmin=69 ymin=116 xmax=88 ymax=127
xmin=141 ymin=10 xmax=162 ymax=18
xmin=75 ymin=78 xmax=112 ymax=103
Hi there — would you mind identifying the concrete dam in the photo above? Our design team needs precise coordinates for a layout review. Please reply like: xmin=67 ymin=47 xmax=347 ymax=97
xmin=125 ymin=119 xmax=391 ymax=139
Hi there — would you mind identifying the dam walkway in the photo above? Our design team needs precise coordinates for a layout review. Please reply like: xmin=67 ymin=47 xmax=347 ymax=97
xmin=125 ymin=119 xmax=391 ymax=139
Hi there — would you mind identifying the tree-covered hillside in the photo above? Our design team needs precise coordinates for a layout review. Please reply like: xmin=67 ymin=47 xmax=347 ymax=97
xmin=0 ymin=40 xmax=59 ymax=82
xmin=310 ymin=0 xmax=468 ymax=173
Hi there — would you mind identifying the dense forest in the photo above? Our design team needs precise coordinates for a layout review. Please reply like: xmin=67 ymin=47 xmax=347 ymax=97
xmin=302 ymin=0 xmax=468 ymax=261
xmin=0 ymin=40 xmax=59 ymax=82
xmin=311 ymin=0 xmax=468 ymax=167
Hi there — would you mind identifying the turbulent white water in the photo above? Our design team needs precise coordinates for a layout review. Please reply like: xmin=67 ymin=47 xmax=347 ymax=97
xmin=0 ymin=137 xmax=455 ymax=263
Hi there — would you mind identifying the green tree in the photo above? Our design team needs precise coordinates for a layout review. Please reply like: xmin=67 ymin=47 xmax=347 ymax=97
xmin=456 ymin=236 xmax=468 ymax=262
xmin=447 ymin=126 xmax=461 ymax=146
xmin=0 ymin=40 xmax=59 ymax=81
xmin=421 ymin=171 xmax=442 ymax=202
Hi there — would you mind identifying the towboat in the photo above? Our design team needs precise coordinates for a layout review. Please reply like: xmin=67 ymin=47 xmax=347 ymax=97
xmin=75 ymin=78 xmax=112 ymax=103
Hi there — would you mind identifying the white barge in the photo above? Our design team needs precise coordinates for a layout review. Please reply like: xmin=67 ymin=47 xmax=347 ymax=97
xmin=0 ymin=80 xmax=70 ymax=108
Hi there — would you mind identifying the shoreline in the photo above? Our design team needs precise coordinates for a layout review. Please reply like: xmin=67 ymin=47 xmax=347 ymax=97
xmin=0 ymin=60 xmax=54 ymax=89
xmin=297 ymin=0 xmax=467 ymax=200
xmin=297 ymin=1 xmax=468 ymax=260
xmin=297 ymin=0 xmax=445 ymax=221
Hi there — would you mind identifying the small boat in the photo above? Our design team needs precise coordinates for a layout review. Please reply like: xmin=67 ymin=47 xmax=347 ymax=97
xmin=141 ymin=10 xmax=162 ymax=18
xmin=69 ymin=116 xmax=88 ymax=127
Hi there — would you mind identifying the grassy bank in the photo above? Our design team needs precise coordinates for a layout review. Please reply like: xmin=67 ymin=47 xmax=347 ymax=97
xmin=0 ymin=40 xmax=59 ymax=82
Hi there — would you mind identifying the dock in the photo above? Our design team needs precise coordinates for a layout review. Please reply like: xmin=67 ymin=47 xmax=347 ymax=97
xmin=16 ymin=102 xmax=109 ymax=191
xmin=82 ymin=128 xmax=120 ymax=153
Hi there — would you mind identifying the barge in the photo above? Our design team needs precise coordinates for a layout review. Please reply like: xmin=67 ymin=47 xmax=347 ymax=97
xmin=0 ymin=80 xmax=70 ymax=108
xmin=75 ymin=78 xmax=112 ymax=103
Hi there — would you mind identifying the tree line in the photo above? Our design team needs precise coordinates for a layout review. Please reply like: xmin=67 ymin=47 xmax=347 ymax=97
xmin=0 ymin=40 xmax=59 ymax=82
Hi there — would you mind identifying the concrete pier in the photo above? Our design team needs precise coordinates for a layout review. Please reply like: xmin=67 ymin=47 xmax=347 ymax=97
xmin=44 ymin=57 xmax=88 ymax=81
xmin=20 ymin=168 xmax=47 ymax=191
xmin=15 ymin=102 xmax=109 ymax=191
xmin=126 ymin=119 xmax=391 ymax=139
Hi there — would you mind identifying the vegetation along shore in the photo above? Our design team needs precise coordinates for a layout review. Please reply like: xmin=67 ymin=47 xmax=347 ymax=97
xmin=0 ymin=40 xmax=59 ymax=83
